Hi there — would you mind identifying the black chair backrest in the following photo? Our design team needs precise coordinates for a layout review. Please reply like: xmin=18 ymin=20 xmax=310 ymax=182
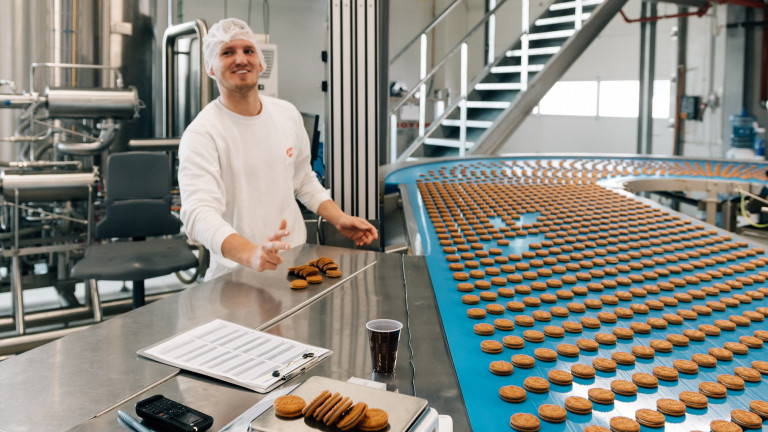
xmin=95 ymin=152 xmax=181 ymax=239
xmin=301 ymin=112 xmax=321 ymax=164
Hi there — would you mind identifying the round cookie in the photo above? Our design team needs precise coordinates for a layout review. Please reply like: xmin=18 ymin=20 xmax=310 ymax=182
xmin=523 ymin=376 xmax=550 ymax=394
xmin=302 ymin=390 xmax=331 ymax=417
xmin=538 ymin=404 xmax=567 ymax=423
xmin=679 ymin=390 xmax=708 ymax=409
xmin=565 ymin=396 xmax=593 ymax=415
xmin=634 ymin=409 xmax=665 ymax=428
xmin=337 ymin=402 xmax=368 ymax=431
xmin=499 ymin=385 xmax=527 ymax=403
xmin=324 ymin=396 xmax=352 ymax=426
xmin=609 ymin=416 xmax=640 ymax=432
xmin=357 ymin=408 xmax=389 ymax=432
xmin=588 ymin=387 xmax=615 ymax=404
xmin=290 ymin=279 xmax=309 ymax=290
xmin=656 ymin=398 xmax=686 ymax=416
xmin=273 ymin=395 xmax=306 ymax=418
xmin=510 ymin=413 xmax=541 ymax=432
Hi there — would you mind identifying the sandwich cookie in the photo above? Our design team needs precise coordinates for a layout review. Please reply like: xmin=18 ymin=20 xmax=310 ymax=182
xmin=679 ymin=390 xmax=708 ymax=409
xmin=509 ymin=413 xmax=541 ymax=432
xmin=337 ymin=402 xmax=368 ymax=431
xmin=273 ymin=395 xmax=307 ymax=418
xmin=730 ymin=409 xmax=762 ymax=430
xmin=499 ymin=385 xmax=527 ymax=403
xmin=588 ymin=387 xmax=615 ymax=404
xmin=609 ymin=416 xmax=641 ymax=432
xmin=357 ymin=408 xmax=389 ymax=432
xmin=538 ymin=404 xmax=567 ymax=423
xmin=635 ymin=409 xmax=665 ymax=428
xmin=564 ymin=396 xmax=593 ymax=415
xmin=656 ymin=399 xmax=686 ymax=417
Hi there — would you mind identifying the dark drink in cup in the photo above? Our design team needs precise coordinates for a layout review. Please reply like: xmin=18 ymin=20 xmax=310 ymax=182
xmin=366 ymin=319 xmax=403 ymax=373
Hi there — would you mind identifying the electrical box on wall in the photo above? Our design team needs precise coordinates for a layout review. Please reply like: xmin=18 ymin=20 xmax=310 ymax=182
xmin=258 ymin=43 xmax=278 ymax=98
xmin=253 ymin=34 xmax=278 ymax=98
xmin=681 ymin=95 xmax=702 ymax=121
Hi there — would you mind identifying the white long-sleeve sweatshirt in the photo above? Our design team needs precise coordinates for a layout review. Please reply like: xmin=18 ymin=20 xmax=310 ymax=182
xmin=178 ymin=96 xmax=331 ymax=279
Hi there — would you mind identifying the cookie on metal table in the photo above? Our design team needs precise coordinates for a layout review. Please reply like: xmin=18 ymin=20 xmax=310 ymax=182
xmin=273 ymin=395 xmax=306 ymax=418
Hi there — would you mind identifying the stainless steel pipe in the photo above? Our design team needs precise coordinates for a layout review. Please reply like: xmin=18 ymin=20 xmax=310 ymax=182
xmin=45 ymin=87 xmax=139 ymax=119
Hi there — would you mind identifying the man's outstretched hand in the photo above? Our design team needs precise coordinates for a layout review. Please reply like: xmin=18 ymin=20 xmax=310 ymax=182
xmin=251 ymin=219 xmax=291 ymax=271
xmin=335 ymin=215 xmax=378 ymax=247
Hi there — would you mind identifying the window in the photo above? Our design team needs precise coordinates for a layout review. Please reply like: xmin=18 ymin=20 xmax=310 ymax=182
xmin=538 ymin=81 xmax=598 ymax=116
xmin=535 ymin=79 xmax=672 ymax=119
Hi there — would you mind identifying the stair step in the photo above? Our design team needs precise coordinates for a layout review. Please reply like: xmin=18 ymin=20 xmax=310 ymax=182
xmin=474 ymin=82 xmax=524 ymax=91
xmin=424 ymin=137 xmax=475 ymax=148
xmin=549 ymin=0 xmax=602 ymax=11
xmin=466 ymin=100 xmax=511 ymax=109
xmin=441 ymin=119 xmax=494 ymax=128
xmin=490 ymin=64 xmax=545 ymax=74
xmin=535 ymin=13 xmax=591 ymax=26
xmin=506 ymin=46 xmax=561 ymax=56
xmin=528 ymin=29 xmax=576 ymax=40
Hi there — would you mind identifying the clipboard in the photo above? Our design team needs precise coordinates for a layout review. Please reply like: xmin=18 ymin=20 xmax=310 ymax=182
xmin=138 ymin=319 xmax=331 ymax=393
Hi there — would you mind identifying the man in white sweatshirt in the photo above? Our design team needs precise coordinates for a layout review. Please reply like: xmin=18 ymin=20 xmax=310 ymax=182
xmin=178 ymin=18 xmax=377 ymax=280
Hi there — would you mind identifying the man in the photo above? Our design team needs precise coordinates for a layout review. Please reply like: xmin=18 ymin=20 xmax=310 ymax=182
xmin=178 ymin=18 xmax=377 ymax=280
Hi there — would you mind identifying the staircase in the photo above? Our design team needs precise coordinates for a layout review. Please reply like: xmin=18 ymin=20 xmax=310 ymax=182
xmin=391 ymin=0 xmax=629 ymax=162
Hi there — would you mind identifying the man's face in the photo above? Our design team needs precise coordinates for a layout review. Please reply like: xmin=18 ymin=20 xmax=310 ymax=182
xmin=212 ymin=39 xmax=262 ymax=94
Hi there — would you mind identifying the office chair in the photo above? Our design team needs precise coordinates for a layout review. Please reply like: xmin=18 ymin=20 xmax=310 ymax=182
xmin=71 ymin=152 xmax=198 ymax=309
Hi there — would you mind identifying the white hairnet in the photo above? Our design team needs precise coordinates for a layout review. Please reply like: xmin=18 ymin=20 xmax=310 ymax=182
xmin=203 ymin=18 xmax=266 ymax=78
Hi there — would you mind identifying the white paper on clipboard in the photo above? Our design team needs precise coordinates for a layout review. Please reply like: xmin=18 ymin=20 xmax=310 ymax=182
xmin=138 ymin=319 xmax=331 ymax=393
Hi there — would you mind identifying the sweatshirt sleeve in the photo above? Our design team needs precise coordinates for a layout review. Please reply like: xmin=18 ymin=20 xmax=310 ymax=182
xmin=178 ymin=127 xmax=237 ymax=257
xmin=291 ymin=110 xmax=331 ymax=212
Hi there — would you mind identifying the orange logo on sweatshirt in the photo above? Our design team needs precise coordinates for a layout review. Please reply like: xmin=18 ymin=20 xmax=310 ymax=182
xmin=286 ymin=147 xmax=294 ymax=158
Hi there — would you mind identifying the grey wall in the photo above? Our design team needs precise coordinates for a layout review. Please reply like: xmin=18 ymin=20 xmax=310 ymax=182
xmin=174 ymin=0 xmax=327 ymax=139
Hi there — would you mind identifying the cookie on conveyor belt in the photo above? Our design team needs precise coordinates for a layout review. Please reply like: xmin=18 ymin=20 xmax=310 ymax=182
xmin=357 ymin=407 xmax=389 ymax=432
xmin=337 ymin=401 xmax=368 ymax=431
xmin=730 ymin=409 xmax=762 ymax=430
xmin=510 ymin=412 xmax=541 ymax=432
xmin=273 ymin=394 xmax=306 ymax=418
xmin=710 ymin=419 xmax=745 ymax=432
xmin=538 ymin=404 xmax=567 ymax=423
xmin=678 ymin=390 xmax=708 ymax=409
xmin=635 ymin=409 xmax=665 ymax=428
xmin=564 ymin=396 xmax=593 ymax=414
xmin=656 ymin=398 xmax=686 ymax=417
xmin=588 ymin=388 xmax=615 ymax=405
xmin=749 ymin=400 xmax=768 ymax=418
xmin=499 ymin=385 xmax=527 ymax=403
xmin=523 ymin=376 xmax=550 ymax=394
xmin=609 ymin=416 xmax=640 ymax=432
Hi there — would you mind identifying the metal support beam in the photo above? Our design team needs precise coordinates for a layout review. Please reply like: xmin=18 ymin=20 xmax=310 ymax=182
xmin=328 ymin=0 xmax=388 ymax=220
xmin=637 ymin=1 xmax=657 ymax=155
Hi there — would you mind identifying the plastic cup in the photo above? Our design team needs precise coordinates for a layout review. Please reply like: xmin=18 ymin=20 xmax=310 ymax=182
xmin=366 ymin=319 xmax=403 ymax=373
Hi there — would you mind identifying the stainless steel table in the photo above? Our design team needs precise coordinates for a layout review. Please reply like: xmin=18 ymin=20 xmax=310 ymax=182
xmin=0 ymin=244 xmax=468 ymax=432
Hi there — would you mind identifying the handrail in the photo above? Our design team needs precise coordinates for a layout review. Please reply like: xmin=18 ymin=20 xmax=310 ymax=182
xmin=389 ymin=0 xmax=464 ymax=65
xmin=387 ymin=0 xmax=511 ymax=117
xmin=397 ymin=91 xmax=467 ymax=162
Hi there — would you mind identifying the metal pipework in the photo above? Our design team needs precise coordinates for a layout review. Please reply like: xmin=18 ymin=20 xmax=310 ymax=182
xmin=1 ymin=170 xmax=98 ymax=201
xmin=45 ymin=87 xmax=139 ymax=119
xmin=55 ymin=118 xmax=119 ymax=155
xmin=162 ymin=20 xmax=212 ymax=138
xmin=0 ymin=93 xmax=39 ymax=109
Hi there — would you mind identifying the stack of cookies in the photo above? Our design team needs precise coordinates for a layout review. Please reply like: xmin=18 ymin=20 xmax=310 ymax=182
xmin=287 ymin=257 xmax=342 ymax=289
xmin=272 ymin=391 xmax=389 ymax=431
